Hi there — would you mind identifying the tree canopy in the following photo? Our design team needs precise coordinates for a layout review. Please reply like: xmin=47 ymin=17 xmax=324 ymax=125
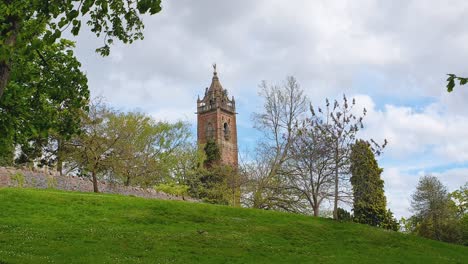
xmin=0 ymin=39 xmax=88 ymax=166
xmin=0 ymin=0 xmax=163 ymax=98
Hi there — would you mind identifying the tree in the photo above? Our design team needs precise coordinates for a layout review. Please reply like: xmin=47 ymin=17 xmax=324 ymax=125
xmin=0 ymin=0 xmax=162 ymax=98
xmin=410 ymin=175 xmax=462 ymax=243
xmin=66 ymin=103 xmax=193 ymax=192
xmin=287 ymin=116 xmax=334 ymax=216
xmin=0 ymin=39 xmax=89 ymax=166
xmin=310 ymin=95 xmax=379 ymax=219
xmin=450 ymin=183 xmax=468 ymax=218
xmin=337 ymin=208 xmax=353 ymax=221
xmin=450 ymin=183 xmax=468 ymax=245
xmin=247 ymin=76 xmax=308 ymax=211
xmin=66 ymin=100 xmax=118 ymax=192
xmin=109 ymin=112 xmax=191 ymax=187
xmin=350 ymin=140 xmax=396 ymax=229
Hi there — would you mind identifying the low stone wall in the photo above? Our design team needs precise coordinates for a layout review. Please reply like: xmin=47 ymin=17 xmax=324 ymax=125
xmin=0 ymin=167 xmax=197 ymax=202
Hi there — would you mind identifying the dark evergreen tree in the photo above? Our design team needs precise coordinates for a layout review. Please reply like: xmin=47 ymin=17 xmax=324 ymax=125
xmin=350 ymin=140 xmax=394 ymax=229
xmin=337 ymin=208 xmax=353 ymax=222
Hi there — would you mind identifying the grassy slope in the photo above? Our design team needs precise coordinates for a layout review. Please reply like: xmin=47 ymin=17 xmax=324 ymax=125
xmin=0 ymin=188 xmax=466 ymax=264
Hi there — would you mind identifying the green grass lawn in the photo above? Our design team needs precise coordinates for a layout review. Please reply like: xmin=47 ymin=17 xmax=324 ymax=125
xmin=0 ymin=188 xmax=466 ymax=263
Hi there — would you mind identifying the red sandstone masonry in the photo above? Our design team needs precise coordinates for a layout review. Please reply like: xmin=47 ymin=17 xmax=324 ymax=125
xmin=0 ymin=167 xmax=197 ymax=202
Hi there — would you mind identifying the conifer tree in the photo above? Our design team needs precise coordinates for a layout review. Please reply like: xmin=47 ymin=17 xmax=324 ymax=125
xmin=350 ymin=140 xmax=395 ymax=229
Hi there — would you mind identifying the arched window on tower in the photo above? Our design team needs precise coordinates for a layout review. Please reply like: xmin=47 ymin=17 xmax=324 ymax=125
xmin=206 ymin=123 xmax=214 ymax=139
xmin=223 ymin=122 xmax=230 ymax=140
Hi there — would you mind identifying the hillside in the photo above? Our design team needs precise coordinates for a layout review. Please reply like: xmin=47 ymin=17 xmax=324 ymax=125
xmin=0 ymin=188 xmax=466 ymax=263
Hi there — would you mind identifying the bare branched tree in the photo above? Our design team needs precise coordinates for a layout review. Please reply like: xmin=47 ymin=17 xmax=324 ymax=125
xmin=246 ymin=76 xmax=308 ymax=211
xmin=310 ymin=95 xmax=386 ymax=219
xmin=287 ymin=117 xmax=335 ymax=216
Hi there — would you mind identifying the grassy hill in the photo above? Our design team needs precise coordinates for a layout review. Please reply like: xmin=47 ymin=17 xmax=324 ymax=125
xmin=0 ymin=188 xmax=466 ymax=263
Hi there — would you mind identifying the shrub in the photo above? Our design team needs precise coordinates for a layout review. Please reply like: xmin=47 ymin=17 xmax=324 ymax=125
xmin=11 ymin=172 xmax=25 ymax=188
xmin=337 ymin=208 xmax=353 ymax=222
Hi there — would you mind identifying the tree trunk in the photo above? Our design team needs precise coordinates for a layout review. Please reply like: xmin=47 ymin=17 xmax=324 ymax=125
xmin=0 ymin=15 xmax=20 ymax=99
xmin=333 ymin=146 xmax=339 ymax=220
xmin=313 ymin=206 xmax=319 ymax=217
xmin=56 ymin=138 xmax=63 ymax=175
xmin=125 ymin=176 xmax=130 ymax=186
xmin=92 ymin=169 xmax=99 ymax=193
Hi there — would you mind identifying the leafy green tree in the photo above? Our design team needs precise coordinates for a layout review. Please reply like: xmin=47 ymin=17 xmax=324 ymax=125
xmin=67 ymin=102 xmax=192 ymax=192
xmin=450 ymin=183 xmax=468 ymax=218
xmin=450 ymin=183 xmax=468 ymax=245
xmin=350 ymin=140 xmax=396 ymax=229
xmin=186 ymin=165 xmax=239 ymax=206
xmin=109 ymin=112 xmax=191 ymax=187
xmin=0 ymin=0 xmax=162 ymax=98
xmin=410 ymin=175 xmax=462 ymax=243
xmin=66 ymin=100 xmax=117 ymax=192
xmin=0 ymin=39 xmax=88 ymax=166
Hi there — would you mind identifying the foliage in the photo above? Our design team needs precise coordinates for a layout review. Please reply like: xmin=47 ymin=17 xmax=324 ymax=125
xmin=155 ymin=182 xmax=189 ymax=198
xmin=203 ymin=140 xmax=221 ymax=168
xmin=337 ymin=207 xmax=353 ymax=222
xmin=380 ymin=209 xmax=399 ymax=231
xmin=1 ymin=188 xmax=467 ymax=263
xmin=11 ymin=172 xmax=25 ymax=188
xmin=65 ymin=100 xmax=117 ymax=192
xmin=0 ymin=39 xmax=89 ymax=167
xmin=186 ymin=165 xmax=240 ymax=206
xmin=66 ymin=101 xmax=192 ymax=192
xmin=0 ymin=0 xmax=162 ymax=98
xmin=410 ymin=176 xmax=464 ymax=244
xmin=450 ymin=183 xmax=468 ymax=245
xmin=108 ymin=111 xmax=191 ymax=187
xmin=350 ymin=140 xmax=396 ymax=230
xmin=450 ymin=183 xmax=468 ymax=217
xmin=446 ymin=74 xmax=468 ymax=92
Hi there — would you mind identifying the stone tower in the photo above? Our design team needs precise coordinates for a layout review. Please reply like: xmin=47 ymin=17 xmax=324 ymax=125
xmin=197 ymin=65 xmax=238 ymax=167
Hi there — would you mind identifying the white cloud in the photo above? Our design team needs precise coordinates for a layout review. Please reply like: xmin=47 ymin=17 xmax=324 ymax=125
xmin=353 ymin=95 xmax=468 ymax=165
xmin=346 ymin=95 xmax=468 ymax=218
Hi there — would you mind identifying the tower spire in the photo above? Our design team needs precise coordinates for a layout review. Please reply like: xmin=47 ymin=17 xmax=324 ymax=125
xmin=212 ymin=63 xmax=217 ymax=77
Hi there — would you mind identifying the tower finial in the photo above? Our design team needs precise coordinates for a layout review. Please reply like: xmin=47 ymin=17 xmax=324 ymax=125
xmin=212 ymin=63 xmax=217 ymax=76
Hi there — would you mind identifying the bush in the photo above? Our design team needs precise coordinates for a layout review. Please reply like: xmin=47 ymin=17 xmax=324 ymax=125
xmin=11 ymin=172 xmax=25 ymax=188
xmin=337 ymin=208 xmax=353 ymax=221
xmin=155 ymin=183 xmax=189 ymax=197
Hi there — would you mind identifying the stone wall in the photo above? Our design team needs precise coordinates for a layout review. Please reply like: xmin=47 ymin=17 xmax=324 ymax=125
xmin=0 ymin=167 xmax=197 ymax=202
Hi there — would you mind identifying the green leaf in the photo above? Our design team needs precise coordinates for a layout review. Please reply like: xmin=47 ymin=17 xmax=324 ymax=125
xmin=67 ymin=10 xmax=79 ymax=20
xmin=71 ymin=21 xmax=81 ymax=36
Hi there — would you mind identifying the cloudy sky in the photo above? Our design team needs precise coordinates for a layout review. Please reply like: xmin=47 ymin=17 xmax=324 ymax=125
xmin=70 ymin=0 xmax=468 ymax=218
